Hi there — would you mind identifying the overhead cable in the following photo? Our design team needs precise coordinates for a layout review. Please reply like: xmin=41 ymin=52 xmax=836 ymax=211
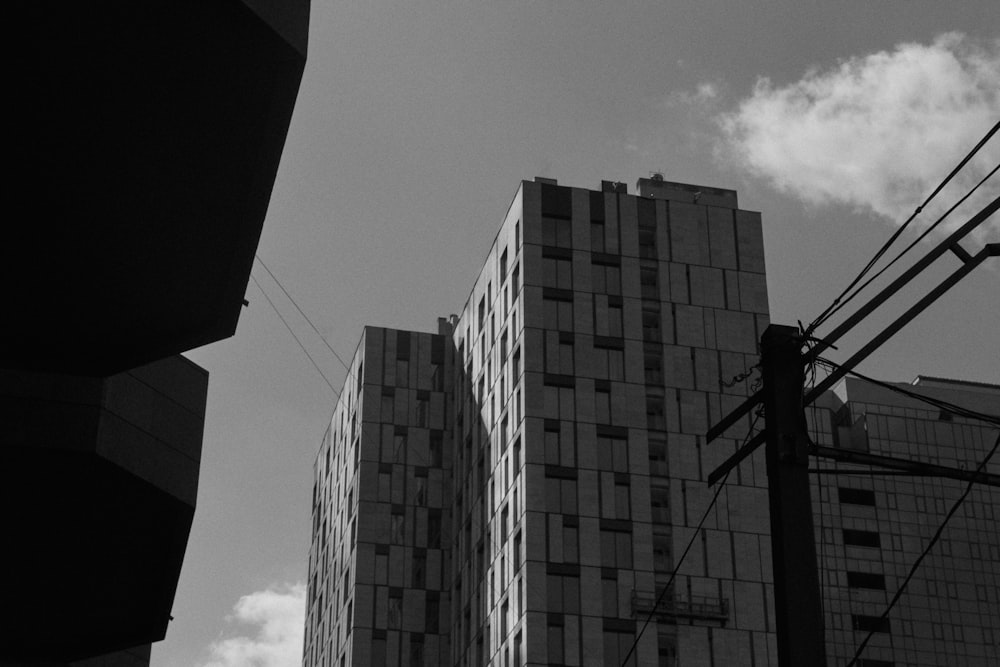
xmin=813 ymin=161 xmax=999 ymax=330
xmin=814 ymin=358 xmax=1000 ymax=427
xmin=250 ymin=273 xmax=340 ymax=398
xmin=807 ymin=120 xmax=1000 ymax=335
xmin=254 ymin=255 xmax=353 ymax=373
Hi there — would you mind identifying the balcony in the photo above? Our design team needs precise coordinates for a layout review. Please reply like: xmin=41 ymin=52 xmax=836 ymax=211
xmin=631 ymin=590 xmax=730 ymax=625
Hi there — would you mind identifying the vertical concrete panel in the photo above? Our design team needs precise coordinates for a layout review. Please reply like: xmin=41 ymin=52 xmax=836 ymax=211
xmin=668 ymin=201 xmax=711 ymax=266
xmin=619 ymin=195 xmax=639 ymax=257
xmin=734 ymin=210 xmax=765 ymax=273
xmin=707 ymin=206 xmax=738 ymax=269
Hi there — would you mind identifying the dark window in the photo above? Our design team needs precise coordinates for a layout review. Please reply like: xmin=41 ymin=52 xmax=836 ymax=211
xmin=838 ymin=487 xmax=876 ymax=506
xmin=547 ymin=623 xmax=564 ymax=664
xmin=543 ymin=255 xmax=573 ymax=289
xmin=843 ymin=529 xmax=881 ymax=548
xmin=847 ymin=571 xmax=886 ymax=590
xmin=852 ymin=614 xmax=891 ymax=633
xmin=542 ymin=217 xmax=572 ymax=248
xmin=858 ymin=660 xmax=894 ymax=667
xmin=500 ymin=248 xmax=508 ymax=279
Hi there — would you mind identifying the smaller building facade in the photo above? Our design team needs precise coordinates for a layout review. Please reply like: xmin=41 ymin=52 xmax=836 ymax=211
xmin=809 ymin=376 xmax=1000 ymax=666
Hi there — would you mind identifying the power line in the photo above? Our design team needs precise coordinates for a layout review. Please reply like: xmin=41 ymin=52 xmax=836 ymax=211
xmin=620 ymin=410 xmax=762 ymax=666
xmin=811 ymin=161 xmax=999 ymax=331
xmin=814 ymin=358 xmax=1000 ymax=427
xmin=254 ymin=254 xmax=353 ymax=373
xmin=250 ymin=273 xmax=341 ymax=398
xmin=807 ymin=120 xmax=1000 ymax=335
xmin=847 ymin=429 xmax=1000 ymax=666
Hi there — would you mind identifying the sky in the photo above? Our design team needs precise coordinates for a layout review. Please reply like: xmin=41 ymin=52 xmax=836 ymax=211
xmin=154 ymin=3 xmax=998 ymax=665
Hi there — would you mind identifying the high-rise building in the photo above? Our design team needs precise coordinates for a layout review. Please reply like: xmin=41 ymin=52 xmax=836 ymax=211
xmin=303 ymin=177 xmax=999 ymax=666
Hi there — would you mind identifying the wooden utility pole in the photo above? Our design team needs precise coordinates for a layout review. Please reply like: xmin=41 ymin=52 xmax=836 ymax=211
xmin=760 ymin=325 xmax=827 ymax=666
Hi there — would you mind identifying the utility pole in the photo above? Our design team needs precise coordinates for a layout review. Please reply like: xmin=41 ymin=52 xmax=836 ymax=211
xmin=760 ymin=325 xmax=826 ymax=667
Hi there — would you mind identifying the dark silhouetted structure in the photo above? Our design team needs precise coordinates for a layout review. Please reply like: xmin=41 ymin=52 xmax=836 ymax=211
xmin=2 ymin=2 xmax=309 ymax=663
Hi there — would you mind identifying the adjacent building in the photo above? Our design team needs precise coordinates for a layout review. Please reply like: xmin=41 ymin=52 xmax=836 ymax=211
xmin=810 ymin=376 xmax=1000 ymax=666
xmin=2 ymin=3 xmax=309 ymax=663
xmin=303 ymin=176 xmax=999 ymax=666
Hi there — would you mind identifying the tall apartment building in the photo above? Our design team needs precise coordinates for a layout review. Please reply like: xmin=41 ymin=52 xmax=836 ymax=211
xmin=303 ymin=176 xmax=999 ymax=666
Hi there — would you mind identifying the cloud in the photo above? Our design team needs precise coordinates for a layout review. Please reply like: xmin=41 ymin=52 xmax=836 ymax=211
xmin=719 ymin=33 xmax=999 ymax=240
xmin=199 ymin=583 xmax=306 ymax=667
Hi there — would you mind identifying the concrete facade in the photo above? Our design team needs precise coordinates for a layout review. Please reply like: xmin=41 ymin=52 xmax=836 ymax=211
xmin=809 ymin=377 xmax=1000 ymax=666
xmin=305 ymin=177 xmax=775 ymax=666
xmin=304 ymin=177 xmax=999 ymax=666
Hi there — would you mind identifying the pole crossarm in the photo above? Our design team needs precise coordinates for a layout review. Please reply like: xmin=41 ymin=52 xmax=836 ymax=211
xmin=705 ymin=196 xmax=998 ymax=449
xmin=704 ymin=200 xmax=998 ymax=486
xmin=810 ymin=444 xmax=1000 ymax=487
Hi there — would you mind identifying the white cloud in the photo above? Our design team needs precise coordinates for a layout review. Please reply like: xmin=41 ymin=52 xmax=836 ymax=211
xmin=199 ymin=583 xmax=306 ymax=667
xmin=719 ymin=33 xmax=999 ymax=240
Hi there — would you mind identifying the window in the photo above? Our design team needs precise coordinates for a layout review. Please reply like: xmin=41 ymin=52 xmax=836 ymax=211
xmin=591 ymin=220 xmax=606 ymax=253
xmin=545 ymin=475 xmax=578 ymax=514
xmin=409 ymin=635 xmax=424 ymax=664
xmin=547 ymin=623 xmax=564 ymax=664
xmin=646 ymin=395 xmax=666 ymax=430
xmin=638 ymin=226 xmax=657 ymax=258
xmin=653 ymin=533 xmax=671 ymax=571
xmin=600 ymin=475 xmax=631 ymax=519
xmin=642 ymin=306 xmax=661 ymax=341
xmin=600 ymin=528 xmax=633 ymax=568
xmin=544 ymin=331 xmax=574 ymax=375
xmin=544 ymin=421 xmax=574 ymax=466
xmin=595 ymin=388 xmax=612 ymax=425
xmin=546 ymin=574 xmax=580 ymax=614
xmin=839 ymin=487 xmax=876 ymax=506
xmin=593 ymin=294 xmax=623 ymax=337
xmin=592 ymin=260 xmax=621 ymax=295
xmin=648 ymin=439 xmax=668 ymax=477
xmin=513 ymin=438 xmax=521 ymax=479
xmin=543 ymin=217 xmax=572 ymax=247
xmin=388 ymin=590 xmax=402 ymax=628
xmin=412 ymin=550 xmax=426 ymax=588
xmin=500 ymin=248 xmax=508 ymax=279
xmin=847 ymin=571 xmax=886 ymax=590
xmin=597 ymin=435 xmax=628 ymax=472
xmin=852 ymin=614 xmax=891 ymax=634
xmin=544 ymin=383 xmax=576 ymax=421
xmin=543 ymin=255 xmax=573 ymax=289
xmin=512 ymin=347 xmax=521 ymax=386
xmin=428 ymin=510 xmax=442 ymax=549
xmin=644 ymin=349 xmax=664 ymax=385
xmin=603 ymin=630 xmax=635 ymax=666
xmin=602 ymin=571 xmax=619 ymax=617
xmin=640 ymin=265 xmax=659 ymax=299
xmin=650 ymin=487 xmax=670 ymax=524
xmin=543 ymin=294 xmax=574 ymax=331
xmin=390 ymin=509 xmax=404 ymax=544
xmin=562 ymin=521 xmax=579 ymax=562
xmin=843 ymin=529 xmax=881 ymax=548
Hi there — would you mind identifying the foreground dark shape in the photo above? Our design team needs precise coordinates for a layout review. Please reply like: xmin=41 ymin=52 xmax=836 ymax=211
xmin=2 ymin=1 xmax=309 ymax=662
